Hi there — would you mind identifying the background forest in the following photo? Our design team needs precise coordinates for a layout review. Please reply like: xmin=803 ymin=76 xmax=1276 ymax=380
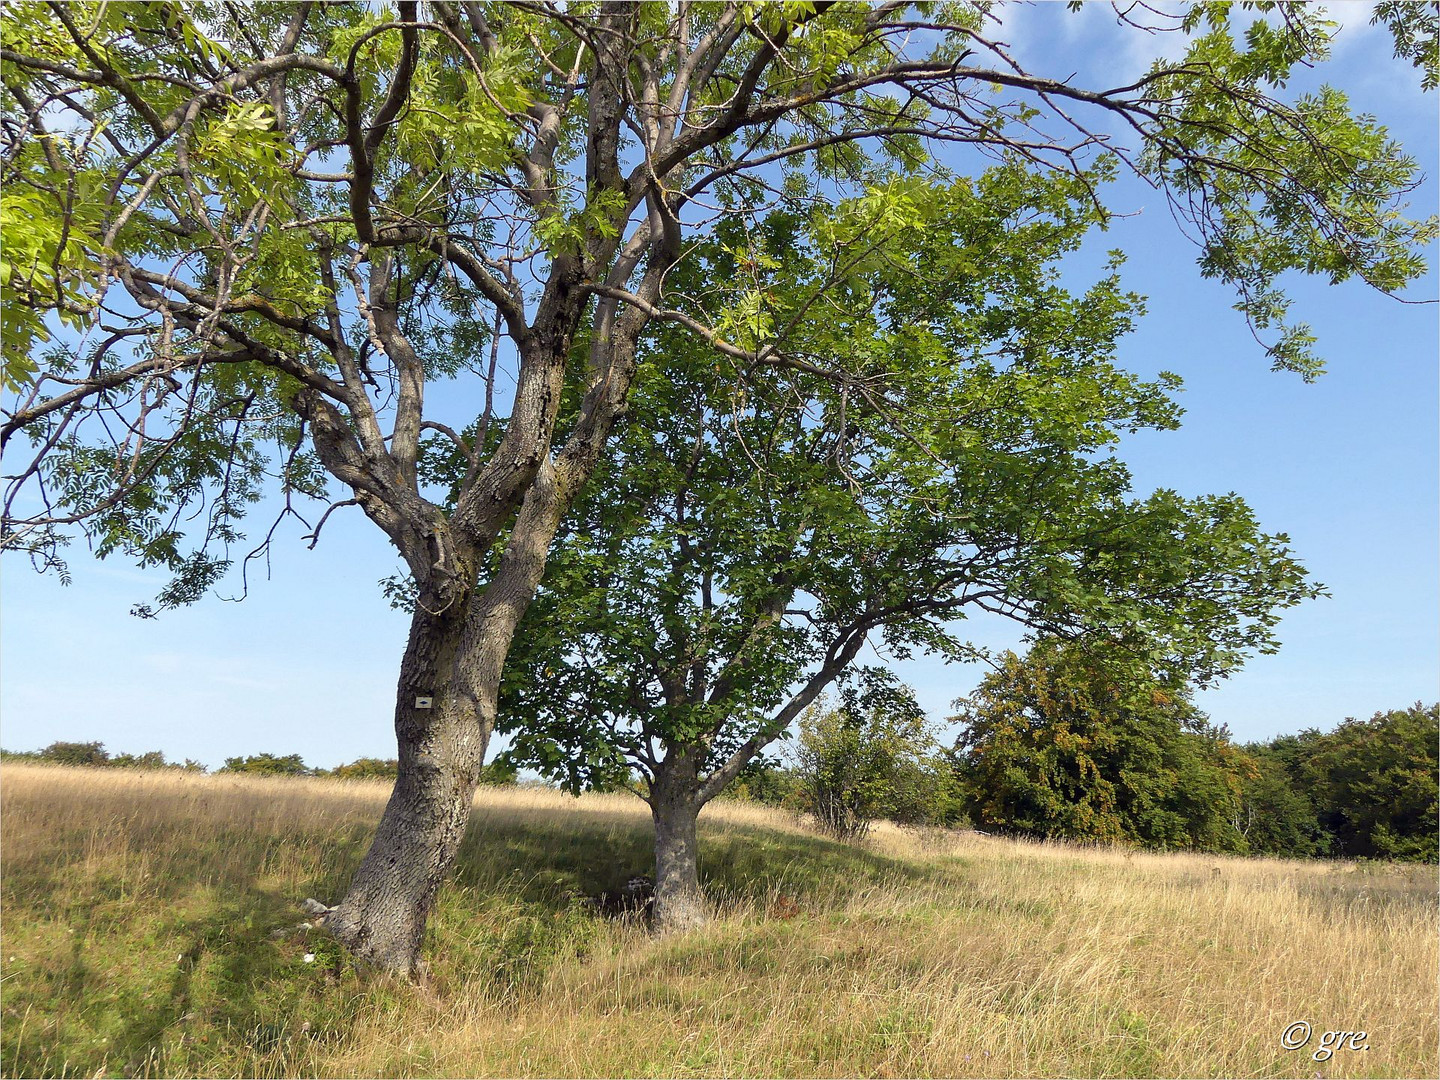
xmin=9 ymin=676 xmax=1435 ymax=863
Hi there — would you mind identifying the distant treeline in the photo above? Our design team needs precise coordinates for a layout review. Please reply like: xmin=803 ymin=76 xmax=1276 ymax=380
xmin=5 ymin=694 xmax=1434 ymax=864
xmin=1235 ymin=705 xmax=1438 ymax=861
xmin=722 ymin=684 xmax=1438 ymax=864
xmin=939 ymin=647 xmax=1438 ymax=863
xmin=0 ymin=742 xmax=207 ymax=772
xmin=0 ymin=744 xmax=518 ymax=785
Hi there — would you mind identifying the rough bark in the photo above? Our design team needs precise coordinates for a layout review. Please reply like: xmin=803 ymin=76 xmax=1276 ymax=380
xmin=321 ymin=601 xmax=491 ymax=977
xmin=650 ymin=754 xmax=707 ymax=933
xmin=302 ymin=7 xmax=673 ymax=970
xmin=322 ymin=460 xmax=575 ymax=976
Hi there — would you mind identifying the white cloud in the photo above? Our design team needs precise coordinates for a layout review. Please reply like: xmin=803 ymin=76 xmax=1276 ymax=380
xmin=992 ymin=1 xmax=1192 ymax=86
xmin=1326 ymin=1 xmax=1384 ymax=54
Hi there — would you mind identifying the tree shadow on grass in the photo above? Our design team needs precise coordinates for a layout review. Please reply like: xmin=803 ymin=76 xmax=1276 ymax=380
xmin=4 ymin=793 xmax=965 ymax=1077
xmin=448 ymin=805 xmax=956 ymax=914
xmin=423 ymin=806 xmax=965 ymax=1013
xmin=2 ymin=870 xmax=368 ymax=1078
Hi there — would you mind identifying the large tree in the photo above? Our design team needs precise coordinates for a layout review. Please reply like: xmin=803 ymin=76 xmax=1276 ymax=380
xmin=1 ymin=1 xmax=1433 ymax=974
xmin=496 ymin=168 xmax=1316 ymax=927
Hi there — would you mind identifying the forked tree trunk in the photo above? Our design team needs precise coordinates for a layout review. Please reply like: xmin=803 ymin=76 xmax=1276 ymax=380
xmin=650 ymin=755 xmax=706 ymax=933
xmin=322 ymin=459 xmax=573 ymax=977
xmin=323 ymin=602 xmax=491 ymax=977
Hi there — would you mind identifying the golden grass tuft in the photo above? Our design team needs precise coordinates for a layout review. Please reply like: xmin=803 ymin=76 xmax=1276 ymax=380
xmin=2 ymin=763 xmax=1434 ymax=1078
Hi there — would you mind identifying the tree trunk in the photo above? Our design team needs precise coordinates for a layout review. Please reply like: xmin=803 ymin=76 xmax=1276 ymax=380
xmin=650 ymin=756 xmax=706 ymax=933
xmin=323 ymin=603 xmax=490 ymax=977
xmin=321 ymin=460 xmax=573 ymax=977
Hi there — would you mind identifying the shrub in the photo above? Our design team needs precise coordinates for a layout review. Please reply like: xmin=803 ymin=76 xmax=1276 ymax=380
xmin=792 ymin=673 xmax=944 ymax=841
xmin=40 ymin=741 xmax=110 ymax=767
xmin=327 ymin=757 xmax=399 ymax=780
xmin=109 ymin=750 xmax=168 ymax=769
xmin=324 ymin=757 xmax=518 ymax=784
xmin=217 ymin=753 xmax=311 ymax=777
xmin=722 ymin=757 xmax=799 ymax=806
xmin=478 ymin=757 xmax=519 ymax=786
xmin=2 ymin=744 xmax=204 ymax=771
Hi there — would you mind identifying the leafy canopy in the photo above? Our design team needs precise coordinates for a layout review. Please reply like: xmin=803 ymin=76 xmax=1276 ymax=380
xmin=493 ymin=156 xmax=1318 ymax=805
xmin=2 ymin=1 xmax=1434 ymax=613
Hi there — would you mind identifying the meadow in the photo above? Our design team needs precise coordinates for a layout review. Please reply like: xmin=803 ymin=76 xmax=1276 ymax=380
xmin=1 ymin=763 xmax=1433 ymax=1079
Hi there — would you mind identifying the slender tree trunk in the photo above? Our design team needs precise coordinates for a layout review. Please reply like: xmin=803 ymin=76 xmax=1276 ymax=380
xmin=323 ymin=602 xmax=490 ymax=977
xmin=650 ymin=756 xmax=706 ymax=933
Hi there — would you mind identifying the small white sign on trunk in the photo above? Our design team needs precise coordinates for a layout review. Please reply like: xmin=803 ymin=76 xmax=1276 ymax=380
xmin=414 ymin=696 xmax=434 ymax=710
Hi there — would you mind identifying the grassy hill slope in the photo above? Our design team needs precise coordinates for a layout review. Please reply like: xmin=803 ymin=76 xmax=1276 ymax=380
xmin=1 ymin=764 xmax=1433 ymax=1078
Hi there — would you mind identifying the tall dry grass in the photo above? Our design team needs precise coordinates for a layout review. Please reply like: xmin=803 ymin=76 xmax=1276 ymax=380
xmin=2 ymin=763 xmax=1434 ymax=1078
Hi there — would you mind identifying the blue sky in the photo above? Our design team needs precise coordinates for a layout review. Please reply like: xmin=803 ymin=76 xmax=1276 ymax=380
xmin=2 ymin=4 xmax=1436 ymax=769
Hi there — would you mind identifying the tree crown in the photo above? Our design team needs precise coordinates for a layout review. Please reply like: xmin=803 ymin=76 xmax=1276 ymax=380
xmin=3 ymin=1 xmax=1433 ymax=607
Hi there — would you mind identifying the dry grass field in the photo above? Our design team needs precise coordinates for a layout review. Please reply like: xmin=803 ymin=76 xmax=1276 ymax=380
xmin=1 ymin=763 xmax=1434 ymax=1078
